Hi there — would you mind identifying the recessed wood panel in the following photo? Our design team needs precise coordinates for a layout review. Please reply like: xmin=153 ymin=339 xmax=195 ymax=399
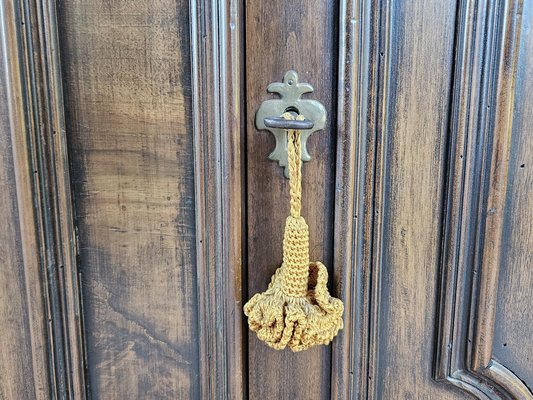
xmin=58 ymin=0 xmax=199 ymax=397
xmin=2 ymin=0 xmax=532 ymax=398
xmin=494 ymin=0 xmax=533 ymax=387
xmin=433 ymin=0 xmax=531 ymax=397
xmin=372 ymin=1 xmax=466 ymax=398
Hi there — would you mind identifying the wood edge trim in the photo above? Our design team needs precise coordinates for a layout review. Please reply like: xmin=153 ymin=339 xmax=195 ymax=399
xmin=443 ymin=362 xmax=533 ymax=400
xmin=190 ymin=0 xmax=245 ymax=398
xmin=448 ymin=369 xmax=502 ymax=399
xmin=0 ymin=0 xmax=87 ymax=398
xmin=434 ymin=0 xmax=531 ymax=398
xmin=471 ymin=0 xmax=523 ymax=370
xmin=331 ymin=0 xmax=391 ymax=399
xmin=331 ymin=1 xmax=361 ymax=399
xmin=445 ymin=372 xmax=493 ymax=400
xmin=434 ymin=0 xmax=478 ymax=380
xmin=1 ymin=2 xmax=51 ymax=397
xmin=39 ymin=1 xmax=88 ymax=397
xmin=484 ymin=360 xmax=533 ymax=399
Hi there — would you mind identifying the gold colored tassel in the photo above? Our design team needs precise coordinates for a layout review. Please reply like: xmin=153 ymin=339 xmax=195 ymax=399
xmin=244 ymin=112 xmax=344 ymax=352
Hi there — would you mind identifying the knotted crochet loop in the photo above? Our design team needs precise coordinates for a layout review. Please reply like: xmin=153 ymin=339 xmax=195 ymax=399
xmin=243 ymin=112 xmax=344 ymax=352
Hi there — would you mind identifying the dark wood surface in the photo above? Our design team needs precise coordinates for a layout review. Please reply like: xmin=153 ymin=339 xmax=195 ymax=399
xmin=369 ymin=1 xmax=467 ymax=398
xmin=433 ymin=0 xmax=531 ymax=397
xmin=331 ymin=0 xmax=467 ymax=398
xmin=0 ymin=0 xmax=85 ymax=398
xmin=0 ymin=45 xmax=42 ymax=400
xmin=189 ymin=0 xmax=246 ymax=397
xmin=58 ymin=0 xmax=200 ymax=397
xmin=493 ymin=0 xmax=533 ymax=387
xmin=1 ymin=0 xmax=532 ymax=398
xmin=245 ymin=0 xmax=338 ymax=398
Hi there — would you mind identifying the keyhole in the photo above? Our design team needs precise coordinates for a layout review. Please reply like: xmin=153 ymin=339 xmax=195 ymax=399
xmin=284 ymin=106 xmax=300 ymax=116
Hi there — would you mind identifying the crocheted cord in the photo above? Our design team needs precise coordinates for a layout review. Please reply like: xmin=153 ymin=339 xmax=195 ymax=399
xmin=282 ymin=123 xmax=309 ymax=297
xmin=243 ymin=112 xmax=344 ymax=352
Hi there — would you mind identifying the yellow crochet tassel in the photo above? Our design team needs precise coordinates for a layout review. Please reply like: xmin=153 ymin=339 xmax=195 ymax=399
xmin=244 ymin=112 xmax=344 ymax=352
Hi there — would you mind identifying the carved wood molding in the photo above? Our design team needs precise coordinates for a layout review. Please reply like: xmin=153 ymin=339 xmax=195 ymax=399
xmin=331 ymin=0 xmax=391 ymax=398
xmin=0 ymin=0 xmax=86 ymax=398
xmin=434 ymin=0 xmax=532 ymax=398
xmin=334 ymin=0 xmax=531 ymax=399
xmin=189 ymin=0 xmax=245 ymax=398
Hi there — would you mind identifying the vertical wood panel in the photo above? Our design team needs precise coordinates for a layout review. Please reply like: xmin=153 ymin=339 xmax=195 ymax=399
xmin=1 ymin=0 xmax=85 ymax=397
xmin=372 ymin=0 xmax=466 ymax=398
xmin=190 ymin=0 xmax=246 ymax=398
xmin=332 ymin=0 xmax=479 ymax=398
xmin=434 ymin=0 xmax=531 ymax=398
xmin=245 ymin=0 xmax=338 ymax=398
xmin=0 ymin=48 xmax=43 ymax=400
xmin=58 ymin=0 xmax=199 ymax=397
xmin=494 ymin=0 xmax=533 ymax=389
xmin=331 ymin=1 xmax=386 ymax=398
xmin=2 ymin=0 xmax=531 ymax=398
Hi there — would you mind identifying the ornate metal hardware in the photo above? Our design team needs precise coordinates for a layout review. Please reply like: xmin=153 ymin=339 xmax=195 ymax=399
xmin=255 ymin=70 xmax=327 ymax=177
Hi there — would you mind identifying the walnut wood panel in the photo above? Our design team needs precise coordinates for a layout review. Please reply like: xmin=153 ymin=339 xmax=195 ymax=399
xmin=363 ymin=0 xmax=469 ymax=398
xmin=245 ymin=0 xmax=338 ymax=398
xmin=57 ymin=0 xmax=199 ymax=397
xmin=434 ymin=0 xmax=532 ymax=398
xmin=2 ymin=0 xmax=532 ymax=398
xmin=493 ymin=0 xmax=533 ymax=389
xmin=1 ymin=0 xmax=85 ymax=398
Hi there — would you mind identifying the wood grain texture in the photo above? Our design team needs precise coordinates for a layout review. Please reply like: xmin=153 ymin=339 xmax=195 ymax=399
xmin=190 ymin=0 xmax=246 ymax=398
xmin=434 ymin=0 xmax=532 ymax=398
xmin=493 ymin=0 xmax=533 ymax=389
xmin=368 ymin=0 xmax=471 ymax=398
xmin=331 ymin=0 xmax=385 ymax=398
xmin=471 ymin=0 xmax=523 ymax=371
xmin=57 ymin=0 xmax=199 ymax=397
xmin=0 ymin=27 xmax=46 ymax=400
xmin=3 ymin=0 xmax=532 ymax=398
xmin=245 ymin=0 xmax=338 ymax=398
xmin=1 ymin=0 xmax=85 ymax=398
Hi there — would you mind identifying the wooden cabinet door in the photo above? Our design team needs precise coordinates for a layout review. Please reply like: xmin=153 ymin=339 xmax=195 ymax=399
xmin=1 ymin=0 xmax=532 ymax=399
